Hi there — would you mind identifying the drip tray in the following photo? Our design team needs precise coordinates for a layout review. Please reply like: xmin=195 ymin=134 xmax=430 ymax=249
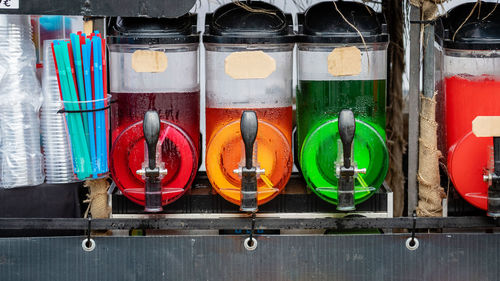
xmin=111 ymin=173 xmax=393 ymax=218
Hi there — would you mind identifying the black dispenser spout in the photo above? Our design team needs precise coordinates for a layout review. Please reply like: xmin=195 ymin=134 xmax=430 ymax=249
xmin=485 ymin=137 xmax=500 ymax=217
xmin=235 ymin=111 xmax=259 ymax=213
xmin=337 ymin=109 xmax=366 ymax=211
xmin=137 ymin=110 xmax=167 ymax=213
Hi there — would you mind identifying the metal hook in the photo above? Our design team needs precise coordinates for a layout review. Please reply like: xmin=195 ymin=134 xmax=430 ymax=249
xmin=87 ymin=215 xmax=92 ymax=244
xmin=82 ymin=215 xmax=95 ymax=252
xmin=249 ymin=212 xmax=256 ymax=241
xmin=406 ymin=211 xmax=419 ymax=250
xmin=244 ymin=213 xmax=258 ymax=251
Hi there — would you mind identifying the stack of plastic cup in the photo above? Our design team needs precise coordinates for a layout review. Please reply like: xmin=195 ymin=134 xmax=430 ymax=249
xmin=0 ymin=15 xmax=44 ymax=188
xmin=40 ymin=40 xmax=75 ymax=183
xmin=0 ymin=103 xmax=45 ymax=187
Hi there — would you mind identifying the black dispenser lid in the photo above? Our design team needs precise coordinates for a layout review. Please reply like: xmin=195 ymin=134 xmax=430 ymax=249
xmin=203 ymin=1 xmax=294 ymax=44
xmin=440 ymin=2 xmax=500 ymax=50
xmin=107 ymin=13 xmax=199 ymax=44
xmin=297 ymin=1 xmax=388 ymax=44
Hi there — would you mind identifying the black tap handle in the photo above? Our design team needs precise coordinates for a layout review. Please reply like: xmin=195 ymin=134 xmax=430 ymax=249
xmin=143 ymin=111 xmax=160 ymax=170
xmin=495 ymin=137 xmax=500 ymax=173
xmin=338 ymin=109 xmax=355 ymax=169
xmin=241 ymin=111 xmax=258 ymax=169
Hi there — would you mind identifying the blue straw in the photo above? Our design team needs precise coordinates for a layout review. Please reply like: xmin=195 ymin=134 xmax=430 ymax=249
xmin=92 ymin=36 xmax=104 ymax=174
xmin=82 ymin=38 xmax=98 ymax=178
xmin=96 ymin=36 xmax=108 ymax=173
xmin=96 ymin=36 xmax=107 ymax=174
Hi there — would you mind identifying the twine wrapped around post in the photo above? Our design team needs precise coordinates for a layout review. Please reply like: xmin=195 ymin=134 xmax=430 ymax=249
xmin=411 ymin=0 xmax=447 ymax=217
xmin=83 ymin=178 xmax=111 ymax=219
xmin=417 ymin=95 xmax=446 ymax=216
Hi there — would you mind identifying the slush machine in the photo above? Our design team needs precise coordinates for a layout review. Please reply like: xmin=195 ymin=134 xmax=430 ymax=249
xmin=203 ymin=1 xmax=295 ymax=212
xmin=296 ymin=1 xmax=389 ymax=210
xmin=108 ymin=15 xmax=200 ymax=212
xmin=439 ymin=3 xmax=500 ymax=216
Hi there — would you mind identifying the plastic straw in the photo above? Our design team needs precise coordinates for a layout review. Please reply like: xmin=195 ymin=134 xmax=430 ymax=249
xmin=70 ymin=33 xmax=89 ymax=143
xmin=52 ymin=42 xmax=80 ymax=170
xmin=100 ymin=35 xmax=109 ymax=173
xmin=82 ymin=38 xmax=98 ymax=178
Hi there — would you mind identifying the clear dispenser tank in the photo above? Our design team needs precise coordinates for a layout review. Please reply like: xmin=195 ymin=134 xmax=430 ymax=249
xmin=439 ymin=3 xmax=500 ymax=211
xmin=107 ymin=15 xmax=200 ymax=207
xmin=203 ymin=1 xmax=295 ymax=207
xmin=296 ymin=1 xmax=389 ymax=206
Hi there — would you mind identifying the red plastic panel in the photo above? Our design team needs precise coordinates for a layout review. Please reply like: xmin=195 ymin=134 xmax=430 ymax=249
xmin=110 ymin=120 xmax=197 ymax=206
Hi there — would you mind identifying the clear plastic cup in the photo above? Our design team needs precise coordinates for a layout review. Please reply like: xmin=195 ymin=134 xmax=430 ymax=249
xmin=40 ymin=100 xmax=75 ymax=184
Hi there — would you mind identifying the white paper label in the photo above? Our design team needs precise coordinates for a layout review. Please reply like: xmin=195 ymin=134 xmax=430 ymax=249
xmin=0 ymin=0 xmax=19 ymax=9
xmin=131 ymin=50 xmax=168 ymax=73
xmin=327 ymin=46 xmax=362 ymax=77
xmin=225 ymin=51 xmax=276 ymax=80
xmin=472 ymin=116 xmax=500 ymax=137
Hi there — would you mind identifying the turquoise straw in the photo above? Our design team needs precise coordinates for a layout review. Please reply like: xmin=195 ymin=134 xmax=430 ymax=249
xmin=70 ymin=33 xmax=89 ymax=144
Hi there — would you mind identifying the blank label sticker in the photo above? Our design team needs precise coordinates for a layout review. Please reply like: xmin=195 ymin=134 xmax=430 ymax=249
xmin=328 ymin=46 xmax=362 ymax=77
xmin=225 ymin=51 xmax=276 ymax=80
xmin=131 ymin=50 xmax=168 ymax=73
xmin=472 ymin=116 xmax=500 ymax=137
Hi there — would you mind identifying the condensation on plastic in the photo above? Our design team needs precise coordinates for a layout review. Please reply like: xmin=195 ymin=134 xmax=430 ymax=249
xmin=0 ymin=15 xmax=44 ymax=188
xmin=205 ymin=44 xmax=293 ymax=108
xmin=108 ymin=44 xmax=199 ymax=94
xmin=297 ymin=43 xmax=388 ymax=81
xmin=40 ymin=40 xmax=75 ymax=184
xmin=444 ymin=49 xmax=500 ymax=77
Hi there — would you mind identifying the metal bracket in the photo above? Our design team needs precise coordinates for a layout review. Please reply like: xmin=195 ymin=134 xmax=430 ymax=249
xmin=82 ymin=215 xmax=95 ymax=252
xmin=406 ymin=211 xmax=419 ymax=250
xmin=244 ymin=213 xmax=258 ymax=251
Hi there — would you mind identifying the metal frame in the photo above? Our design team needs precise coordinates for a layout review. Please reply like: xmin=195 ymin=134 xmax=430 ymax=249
xmin=407 ymin=4 xmax=422 ymax=216
xmin=110 ymin=176 xmax=394 ymax=219
xmin=0 ymin=216 xmax=498 ymax=231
